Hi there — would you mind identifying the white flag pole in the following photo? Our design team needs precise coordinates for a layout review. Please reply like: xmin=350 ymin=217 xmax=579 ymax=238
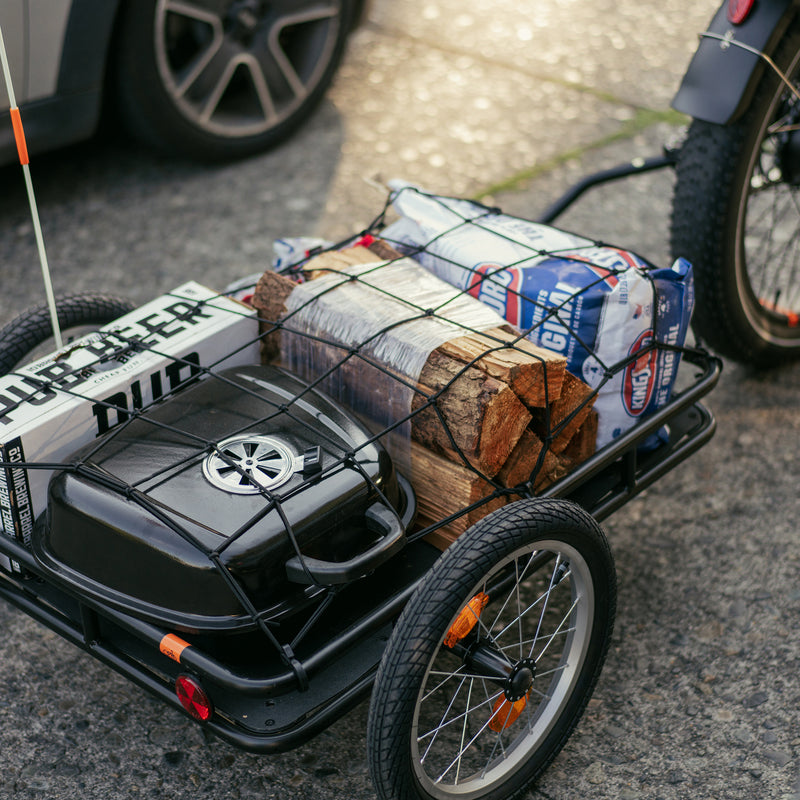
xmin=0 ymin=24 xmax=62 ymax=349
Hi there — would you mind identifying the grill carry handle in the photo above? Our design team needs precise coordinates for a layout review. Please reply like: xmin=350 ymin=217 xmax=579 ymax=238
xmin=285 ymin=502 xmax=406 ymax=585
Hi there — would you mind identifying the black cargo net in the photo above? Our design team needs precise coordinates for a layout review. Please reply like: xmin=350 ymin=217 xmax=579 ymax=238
xmin=0 ymin=186 xmax=709 ymax=692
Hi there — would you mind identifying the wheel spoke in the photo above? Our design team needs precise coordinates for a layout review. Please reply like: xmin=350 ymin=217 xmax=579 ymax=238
xmin=419 ymin=675 xmax=469 ymax=764
xmin=485 ymin=550 xmax=540 ymax=640
xmin=418 ymin=686 xmax=502 ymax=745
xmin=534 ymin=596 xmax=580 ymax=664
xmin=490 ymin=595 xmax=548 ymax=648
xmin=435 ymin=697 xmax=504 ymax=785
xmin=454 ymin=678 xmax=473 ymax=784
xmin=259 ymin=23 xmax=310 ymax=102
xmin=527 ymin=555 xmax=563 ymax=662
xmin=420 ymin=666 xmax=470 ymax=705
xmin=497 ymin=626 xmax=576 ymax=655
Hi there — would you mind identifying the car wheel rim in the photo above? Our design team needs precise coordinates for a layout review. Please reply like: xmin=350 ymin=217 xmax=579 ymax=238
xmin=154 ymin=0 xmax=343 ymax=139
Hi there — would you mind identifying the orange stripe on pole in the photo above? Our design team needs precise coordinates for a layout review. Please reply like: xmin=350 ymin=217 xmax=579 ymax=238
xmin=10 ymin=107 xmax=28 ymax=165
xmin=160 ymin=633 xmax=191 ymax=663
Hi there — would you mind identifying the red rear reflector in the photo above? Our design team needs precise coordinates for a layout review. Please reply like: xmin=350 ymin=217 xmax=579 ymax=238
xmin=728 ymin=0 xmax=755 ymax=24
xmin=175 ymin=675 xmax=213 ymax=721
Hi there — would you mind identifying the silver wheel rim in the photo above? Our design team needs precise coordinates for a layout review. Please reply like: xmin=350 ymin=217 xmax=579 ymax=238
xmin=735 ymin=48 xmax=800 ymax=346
xmin=411 ymin=539 xmax=595 ymax=798
xmin=154 ymin=0 xmax=343 ymax=139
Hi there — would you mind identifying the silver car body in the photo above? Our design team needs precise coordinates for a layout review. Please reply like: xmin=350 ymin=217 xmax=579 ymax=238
xmin=0 ymin=0 xmax=117 ymax=163
xmin=1 ymin=1 xmax=72 ymax=106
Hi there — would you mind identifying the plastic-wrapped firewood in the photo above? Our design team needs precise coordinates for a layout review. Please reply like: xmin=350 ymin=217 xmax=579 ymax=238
xmin=252 ymin=248 xmax=564 ymax=476
xmin=250 ymin=244 xmax=597 ymax=541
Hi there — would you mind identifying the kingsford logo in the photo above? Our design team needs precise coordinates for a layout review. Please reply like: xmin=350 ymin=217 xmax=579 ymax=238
xmin=467 ymin=264 xmax=522 ymax=326
xmin=622 ymin=330 xmax=658 ymax=416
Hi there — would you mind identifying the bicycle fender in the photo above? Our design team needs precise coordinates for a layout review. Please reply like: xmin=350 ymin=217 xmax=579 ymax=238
xmin=672 ymin=0 xmax=797 ymax=124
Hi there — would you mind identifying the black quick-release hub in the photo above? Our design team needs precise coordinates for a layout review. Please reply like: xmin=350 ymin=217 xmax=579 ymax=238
xmin=461 ymin=640 xmax=536 ymax=700
xmin=505 ymin=659 xmax=536 ymax=702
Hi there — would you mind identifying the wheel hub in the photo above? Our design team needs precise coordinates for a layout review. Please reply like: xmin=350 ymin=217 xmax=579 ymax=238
xmin=505 ymin=659 xmax=536 ymax=702
xmin=463 ymin=640 xmax=536 ymax=700
xmin=226 ymin=0 xmax=267 ymax=43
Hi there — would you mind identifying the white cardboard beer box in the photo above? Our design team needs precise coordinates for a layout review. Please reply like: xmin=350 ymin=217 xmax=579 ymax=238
xmin=0 ymin=281 xmax=260 ymax=571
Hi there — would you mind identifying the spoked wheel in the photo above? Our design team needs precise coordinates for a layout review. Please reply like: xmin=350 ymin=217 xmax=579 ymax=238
xmin=0 ymin=294 xmax=135 ymax=375
xmin=115 ymin=0 xmax=356 ymax=161
xmin=672 ymin=20 xmax=800 ymax=366
xmin=367 ymin=499 xmax=616 ymax=800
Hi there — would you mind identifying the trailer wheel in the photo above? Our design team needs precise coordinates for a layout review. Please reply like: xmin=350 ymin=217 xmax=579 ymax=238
xmin=367 ymin=499 xmax=616 ymax=800
xmin=0 ymin=294 xmax=136 ymax=375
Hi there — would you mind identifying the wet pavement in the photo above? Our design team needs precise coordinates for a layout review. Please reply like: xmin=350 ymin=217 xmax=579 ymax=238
xmin=0 ymin=0 xmax=799 ymax=798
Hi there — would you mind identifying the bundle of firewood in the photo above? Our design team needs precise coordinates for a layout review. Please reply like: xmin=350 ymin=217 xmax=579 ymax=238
xmin=252 ymin=243 xmax=597 ymax=548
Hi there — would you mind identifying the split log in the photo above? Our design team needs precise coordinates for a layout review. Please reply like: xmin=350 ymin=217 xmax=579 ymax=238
xmin=251 ymin=268 xmax=296 ymax=363
xmin=411 ymin=350 xmax=530 ymax=476
xmin=530 ymin=371 xmax=596 ymax=453
xmin=494 ymin=429 xmax=561 ymax=490
xmin=560 ymin=408 xmax=599 ymax=469
xmin=436 ymin=328 xmax=565 ymax=409
xmin=410 ymin=444 xmax=506 ymax=549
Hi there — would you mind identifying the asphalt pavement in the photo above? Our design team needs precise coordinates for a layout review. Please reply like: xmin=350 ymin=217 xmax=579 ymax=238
xmin=1 ymin=1 xmax=799 ymax=798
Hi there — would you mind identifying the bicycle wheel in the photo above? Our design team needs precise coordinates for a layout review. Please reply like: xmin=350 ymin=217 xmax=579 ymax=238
xmin=367 ymin=499 xmax=616 ymax=800
xmin=0 ymin=294 xmax=135 ymax=375
xmin=671 ymin=21 xmax=800 ymax=366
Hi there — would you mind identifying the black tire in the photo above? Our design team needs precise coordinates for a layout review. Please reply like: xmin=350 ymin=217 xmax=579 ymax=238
xmin=671 ymin=21 xmax=800 ymax=366
xmin=113 ymin=0 xmax=355 ymax=161
xmin=367 ymin=499 xmax=616 ymax=800
xmin=0 ymin=294 xmax=135 ymax=375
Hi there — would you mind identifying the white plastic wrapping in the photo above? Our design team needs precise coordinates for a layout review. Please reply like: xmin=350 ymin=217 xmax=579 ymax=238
xmin=279 ymin=256 xmax=507 ymax=466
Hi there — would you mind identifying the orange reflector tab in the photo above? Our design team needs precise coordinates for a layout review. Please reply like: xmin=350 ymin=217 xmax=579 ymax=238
xmin=488 ymin=693 xmax=528 ymax=732
xmin=759 ymin=298 xmax=800 ymax=328
xmin=444 ymin=591 xmax=489 ymax=648
xmin=160 ymin=633 xmax=191 ymax=663
xmin=10 ymin=107 xmax=28 ymax=166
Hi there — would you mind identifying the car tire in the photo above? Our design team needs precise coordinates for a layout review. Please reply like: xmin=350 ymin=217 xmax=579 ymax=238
xmin=113 ymin=0 xmax=355 ymax=161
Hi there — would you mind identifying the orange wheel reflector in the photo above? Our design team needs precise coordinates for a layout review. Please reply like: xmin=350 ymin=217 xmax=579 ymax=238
xmin=444 ymin=592 xmax=489 ymax=648
xmin=488 ymin=693 xmax=528 ymax=733
xmin=175 ymin=674 xmax=213 ymax=722
xmin=758 ymin=298 xmax=800 ymax=328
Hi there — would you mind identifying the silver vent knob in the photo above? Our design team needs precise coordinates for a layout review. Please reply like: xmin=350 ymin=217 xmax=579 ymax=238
xmin=202 ymin=435 xmax=296 ymax=494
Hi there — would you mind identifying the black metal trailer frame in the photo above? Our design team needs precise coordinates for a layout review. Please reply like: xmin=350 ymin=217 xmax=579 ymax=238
xmin=0 ymin=163 xmax=722 ymax=800
xmin=0 ymin=346 xmax=719 ymax=754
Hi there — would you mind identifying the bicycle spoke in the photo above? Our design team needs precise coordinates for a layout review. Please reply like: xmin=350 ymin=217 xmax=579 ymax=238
xmin=534 ymin=596 xmax=580 ymax=664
